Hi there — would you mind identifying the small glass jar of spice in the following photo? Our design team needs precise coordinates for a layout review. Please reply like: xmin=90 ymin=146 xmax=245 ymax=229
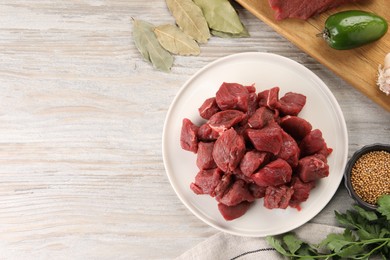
xmin=344 ymin=144 xmax=390 ymax=210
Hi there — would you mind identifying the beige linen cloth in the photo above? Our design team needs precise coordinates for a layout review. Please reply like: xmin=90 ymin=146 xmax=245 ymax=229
xmin=176 ymin=223 xmax=344 ymax=260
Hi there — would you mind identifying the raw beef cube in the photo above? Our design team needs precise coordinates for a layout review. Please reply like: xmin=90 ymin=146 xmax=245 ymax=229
xmin=218 ymin=201 xmax=252 ymax=221
xmin=258 ymin=86 xmax=280 ymax=110
xmin=190 ymin=168 xmax=223 ymax=196
xmin=208 ymin=110 xmax=246 ymax=134
xmin=180 ymin=118 xmax=199 ymax=153
xmin=247 ymin=107 xmax=275 ymax=129
xmin=279 ymin=115 xmax=312 ymax=140
xmin=278 ymin=92 xmax=306 ymax=116
xmin=297 ymin=155 xmax=330 ymax=182
xmin=246 ymin=92 xmax=259 ymax=118
xmin=196 ymin=142 xmax=217 ymax=170
xmin=240 ymin=150 xmax=270 ymax=177
xmin=198 ymin=97 xmax=220 ymax=120
xmin=215 ymin=82 xmax=250 ymax=112
xmin=215 ymin=173 xmax=233 ymax=200
xmin=264 ymin=185 xmax=294 ymax=209
xmin=249 ymin=183 xmax=267 ymax=199
xmin=246 ymin=122 xmax=283 ymax=155
xmin=289 ymin=177 xmax=316 ymax=209
xmin=212 ymin=128 xmax=246 ymax=173
xmin=277 ymin=130 xmax=300 ymax=167
xmin=245 ymin=84 xmax=256 ymax=93
xmin=317 ymin=146 xmax=333 ymax=158
xmin=299 ymin=129 xmax=329 ymax=157
xmin=251 ymin=158 xmax=292 ymax=187
xmin=197 ymin=123 xmax=219 ymax=142
xmin=232 ymin=167 xmax=254 ymax=184
xmin=218 ymin=179 xmax=255 ymax=206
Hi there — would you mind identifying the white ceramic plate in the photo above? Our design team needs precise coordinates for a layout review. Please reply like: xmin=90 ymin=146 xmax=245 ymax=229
xmin=162 ymin=52 xmax=348 ymax=237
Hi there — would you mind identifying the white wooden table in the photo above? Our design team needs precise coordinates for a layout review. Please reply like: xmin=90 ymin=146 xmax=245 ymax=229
xmin=0 ymin=1 xmax=389 ymax=259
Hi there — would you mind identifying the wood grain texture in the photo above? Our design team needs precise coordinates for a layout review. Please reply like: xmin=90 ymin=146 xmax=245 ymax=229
xmin=0 ymin=1 xmax=388 ymax=259
xmin=236 ymin=0 xmax=390 ymax=112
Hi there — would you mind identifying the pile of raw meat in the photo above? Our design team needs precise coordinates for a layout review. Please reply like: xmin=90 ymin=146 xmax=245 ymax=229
xmin=180 ymin=82 xmax=332 ymax=221
xmin=268 ymin=0 xmax=361 ymax=20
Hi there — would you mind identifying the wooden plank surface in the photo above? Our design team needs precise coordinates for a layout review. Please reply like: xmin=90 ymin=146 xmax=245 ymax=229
xmin=0 ymin=1 xmax=389 ymax=259
xmin=236 ymin=0 xmax=390 ymax=112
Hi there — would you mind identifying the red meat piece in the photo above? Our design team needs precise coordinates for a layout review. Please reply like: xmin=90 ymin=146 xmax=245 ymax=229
xmin=264 ymin=185 xmax=294 ymax=209
xmin=196 ymin=142 xmax=217 ymax=170
xmin=218 ymin=179 xmax=255 ymax=206
xmin=190 ymin=168 xmax=223 ymax=196
xmin=245 ymin=84 xmax=256 ymax=93
xmin=198 ymin=97 xmax=220 ymax=120
xmin=208 ymin=110 xmax=246 ymax=134
xmin=246 ymin=92 xmax=259 ymax=118
xmin=246 ymin=122 xmax=283 ymax=155
xmin=218 ymin=201 xmax=252 ymax=221
xmin=247 ymin=106 xmax=276 ymax=129
xmin=279 ymin=115 xmax=312 ymax=140
xmin=251 ymin=158 xmax=292 ymax=187
xmin=278 ymin=92 xmax=306 ymax=116
xmin=258 ymin=86 xmax=280 ymax=110
xmin=240 ymin=150 xmax=270 ymax=177
xmin=215 ymin=82 xmax=250 ymax=112
xmin=197 ymin=123 xmax=219 ymax=142
xmin=212 ymin=128 xmax=246 ymax=173
xmin=277 ymin=130 xmax=300 ymax=167
xmin=249 ymin=183 xmax=267 ymax=199
xmin=299 ymin=129 xmax=329 ymax=157
xmin=268 ymin=0 xmax=361 ymax=20
xmin=232 ymin=167 xmax=254 ymax=184
xmin=214 ymin=173 xmax=233 ymax=200
xmin=289 ymin=177 xmax=316 ymax=209
xmin=297 ymin=155 xmax=330 ymax=182
xmin=180 ymin=118 xmax=199 ymax=153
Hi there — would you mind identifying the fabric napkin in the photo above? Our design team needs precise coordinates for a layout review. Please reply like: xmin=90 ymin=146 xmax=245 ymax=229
xmin=176 ymin=223 xmax=344 ymax=260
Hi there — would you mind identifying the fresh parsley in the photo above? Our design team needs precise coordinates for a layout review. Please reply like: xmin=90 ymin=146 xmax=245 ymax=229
xmin=267 ymin=194 xmax=390 ymax=259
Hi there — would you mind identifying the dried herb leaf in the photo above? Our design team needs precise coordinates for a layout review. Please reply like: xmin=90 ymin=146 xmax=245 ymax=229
xmin=193 ymin=0 xmax=245 ymax=34
xmin=166 ymin=0 xmax=210 ymax=43
xmin=211 ymin=26 xmax=250 ymax=38
xmin=154 ymin=24 xmax=200 ymax=56
xmin=132 ymin=19 xmax=173 ymax=72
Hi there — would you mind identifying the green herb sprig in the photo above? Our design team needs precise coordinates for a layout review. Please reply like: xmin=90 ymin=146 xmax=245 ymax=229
xmin=267 ymin=195 xmax=390 ymax=259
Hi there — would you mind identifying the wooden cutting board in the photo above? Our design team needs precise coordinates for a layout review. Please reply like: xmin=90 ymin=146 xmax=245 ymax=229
xmin=236 ymin=0 xmax=390 ymax=112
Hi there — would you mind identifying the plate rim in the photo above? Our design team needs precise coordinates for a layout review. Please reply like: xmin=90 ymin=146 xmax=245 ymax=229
xmin=162 ymin=52 xmax=348 ymax=237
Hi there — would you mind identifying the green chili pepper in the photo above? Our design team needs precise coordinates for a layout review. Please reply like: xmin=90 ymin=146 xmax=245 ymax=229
xmin=320 ymin=10 xmax=388 ymax=50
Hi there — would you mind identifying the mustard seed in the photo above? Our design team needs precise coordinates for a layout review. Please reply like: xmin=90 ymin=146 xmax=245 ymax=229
xmin=350 ymin=150 xmax=390 ymax=205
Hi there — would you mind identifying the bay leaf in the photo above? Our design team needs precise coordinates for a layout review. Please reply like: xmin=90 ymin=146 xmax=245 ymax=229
xmin=211 ymin=26 xmax=250 ymax=38
xmin=132 ymin=19 xmax=173 ymax=72
xmin=154 ymin=24 xmax=200 ymax=56
xmin=193 ymin=0 xmax=245 ymax=34
xmin=166 ymin=0 xmax=210 ymax=43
